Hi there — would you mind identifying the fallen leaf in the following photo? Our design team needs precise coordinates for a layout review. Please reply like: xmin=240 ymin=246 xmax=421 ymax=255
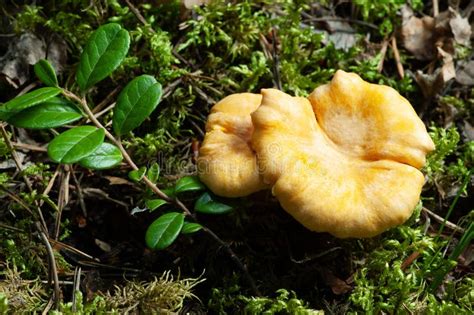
xmin=462 ymin=121 xmax=474 ymax=141
xmin=448 ymin=8 xmax=472 ymax=46
xmin=318 ymin=267 xmax=352 ymax=295
xmin=415 ymin=69 xmax=445 ymax=99
xmin=456 ymin=60 xmax=474 ymax=85
xmin=401 ymin=5 xmax=436 ymax=60
xmin=95 ymin=238 xmax=112 ymax=252
xmin=104 ymin=175 xmax=135 ymax=186
xmin=0 ymin=33 xmax=46 ymax=87
xmin=324 ymin=20 xmax=356 ymax=51
xmin=437 ymin=47 xmax=456 ymax=82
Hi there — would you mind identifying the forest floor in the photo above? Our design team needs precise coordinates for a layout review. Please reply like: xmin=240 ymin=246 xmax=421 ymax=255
xmin=0 ymin=1 xmax=473 ymax=314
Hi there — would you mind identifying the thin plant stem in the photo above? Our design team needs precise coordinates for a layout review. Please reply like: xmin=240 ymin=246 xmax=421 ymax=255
xmin=61 ymin=89 xmax=260 ymax=295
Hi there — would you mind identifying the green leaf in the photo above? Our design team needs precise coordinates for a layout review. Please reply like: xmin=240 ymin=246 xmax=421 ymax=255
xmin=145 ymin=199 xmax=168 ymax=211
xmin=195 ymin=192 xmax=233 ymax=214
xmin=112 ymin=75 xmax=162 ymax=136
xmin=147 ymin=162 xmax=160 ymax=184
xmin=0 ymin=87 xmax=61 ymax=120
xmin=47 ymin=126 xmax=105 ymax=164
xmin=175 ymin=176 xmax=205 ymax=194
xmin=76 ymin=23 xmax=130 ymax=91
xmin=128 ymin=166 xmax=146 ymax=182
xmin=78 ymin=142 xmax=122 ymax=169
xmin=6 ymin=97 xmax=82 ymax=129
xmin=34 ymin=59 xmax=58 ymax=87
xmin=145 ymin=212 xmax=184 ymax=250
xmin=162 ymin=187 xmax=176 ymax=198
xmin=181 ymin=222 xmax=203 ymax=234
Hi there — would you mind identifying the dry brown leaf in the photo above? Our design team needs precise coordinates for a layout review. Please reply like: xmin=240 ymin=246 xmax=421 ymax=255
xmin=415 ymin=69 xmax=445 ymax=99
xmin=0 ymin=33 xmax=45 ymax=87
xmin=104 ymin=175 xmax=135 ymax=186
xmin=319 ymin=268 xmax=352 ymax=295
xmin=448 ymin=8 xmax=472 ymax=46
xmin=325 ymin=20 xmax=357 ymax=51
xmin=401 ymin=5 xmax=436 ymax=60
xmin=437 ymin=47 xmax=456 ymax=82
xmin=456 ymin=60 xmax=474 ymax=85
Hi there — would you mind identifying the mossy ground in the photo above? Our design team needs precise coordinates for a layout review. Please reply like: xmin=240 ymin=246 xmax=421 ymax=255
xmin=0 ymin=1 xmax=473 ymax=314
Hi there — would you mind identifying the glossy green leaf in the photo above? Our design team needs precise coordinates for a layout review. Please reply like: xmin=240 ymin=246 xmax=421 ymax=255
xmin=34 ymin=59 xmax=58 ymax=87
xmin=0 ymin=87 xmax=61 ymax=120
xmin=76 ymin=23 xmax=130 ymax=91
xmin=6 ymin=97 xmax=82 ymax=129
xmin=162 ymin=187 xmax=176 ymax=198
xmin=181 ymin=222 xmax=203 ymax=234
xmin=145 ymin=199 xmax=168 ymax=211
xmin=47 ymin=126 xmax=105 ymax=164
xmin=175 ymin=176 xmax=205 ymax=194
xmin=145 ymin=212 xmax=184 ymax=250
xmin=147 ymin=162 xmax=160 ymax=184
xmin=112 ymin=75 xmax=162 ymax=136
xmin=195 ymin=192 xmax=233 ymax=214
xmin=78 ymin=142 xmax=122 ymax=169
xmin=128 ymin=166 xmax=146 ymax=182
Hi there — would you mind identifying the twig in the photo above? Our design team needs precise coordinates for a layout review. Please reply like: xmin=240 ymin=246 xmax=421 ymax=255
xmin=71 ymin=171 xmax=88 ymax=217
xmin=36 ymin=222 xmax=61 ymax=309
xmin=422 ymin=207 xmax=465 ymax=234
xmin=433 ymin=0 xmax=439 ymax=17
xmin=92 ymin=102 xmax=115 ymax=120
xmin=0 ymin=125 xmax=48 ymax=231
xmin=55 ymin=166 xmax=71 ymax=240
xmin=72 ymin=266 xmax=82 ymax=312
xmin=61 ymin=88 xmax=260 ymax=295
xmin=401 ymin=251 xmax=420 ymax=270
xmin=91 ymin=85 xmax=121 ymax=114
xmin=271 ymin=28 xmax=282 ymax=91
xmin=391 ymin=37 xmax=404 ymax=79
xmin=48 ymin=238 xmax=99 ymax=261
xmin=300 ymin=12 xmax=378 ymax=30
xmin=11 ymin=141 xmax=47 ymax=152
xmin=377 ymin=38 xmax=389 ymax=73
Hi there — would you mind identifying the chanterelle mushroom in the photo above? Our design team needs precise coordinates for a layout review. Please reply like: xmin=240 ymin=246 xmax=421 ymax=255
xmin=251 ymin=71 xmax=434 ymax=238
xmin=198 ymin=93 xmax=267 ymax=197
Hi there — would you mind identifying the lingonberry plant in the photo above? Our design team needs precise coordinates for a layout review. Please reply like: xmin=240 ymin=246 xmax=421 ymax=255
xmin=0 ymin=23 xmax=239 ymax=257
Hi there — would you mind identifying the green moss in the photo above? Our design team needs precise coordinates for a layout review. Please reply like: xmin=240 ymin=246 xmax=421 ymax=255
xmin=209 ymin=277 xmax=322 ymax=315
xmin=353 ymin=0 xmax=424 ymax=36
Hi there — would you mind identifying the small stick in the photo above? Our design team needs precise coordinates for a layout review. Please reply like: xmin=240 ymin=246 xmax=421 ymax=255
xmin=71 ymin=266 xmax=82 ymax=312
xmin=391 ymin=37 xmax=404 ymax=79
xmin=300 ymin=12 xmax=378 ymax=30
xmin=91 ymin=85 xmax=121 ymax=114
xmin=37 ymin=222 xmax=61 ymax=308
xmin=401 ymin=251 xmax=420 ymax=270
xmin=62 ymin=89 xmax=261 ymax=296
xmin=271 ymin=28 xmax=282 ymax=91
xmin=11 ymin=141 xmax=47 ymax=152
xmin=48 ymin=238 xmax=99 ymax=261
xmin=55 ymin=166 xmax=71 ymax=240
xmin=71 ymin=170 xmax=88 ymax=217
xmin=377 ymin=38 xmax=389 ymax=73
xmin=433 ymin=0 xmax=439 ymax=17
xmin=422 ymin=207 xmax=465 ymax=234
xmin=0 ymin=125 xmax=48 ymax=231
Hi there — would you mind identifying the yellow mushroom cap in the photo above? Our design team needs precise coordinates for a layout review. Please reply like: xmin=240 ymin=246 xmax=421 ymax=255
xmin=198 ymin=93 xmax=267 ymax=197
xmin=251 ymin=72 xmax=434 ymax=238
xmin=308 ymin=70 xmax=435 ymax=168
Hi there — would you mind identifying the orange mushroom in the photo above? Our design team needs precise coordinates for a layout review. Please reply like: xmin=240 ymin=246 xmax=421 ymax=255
xmin=197 ymin=93 xmax=267 ymax=197
xmin=250 ymin=71 xmax=434 ymax=238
